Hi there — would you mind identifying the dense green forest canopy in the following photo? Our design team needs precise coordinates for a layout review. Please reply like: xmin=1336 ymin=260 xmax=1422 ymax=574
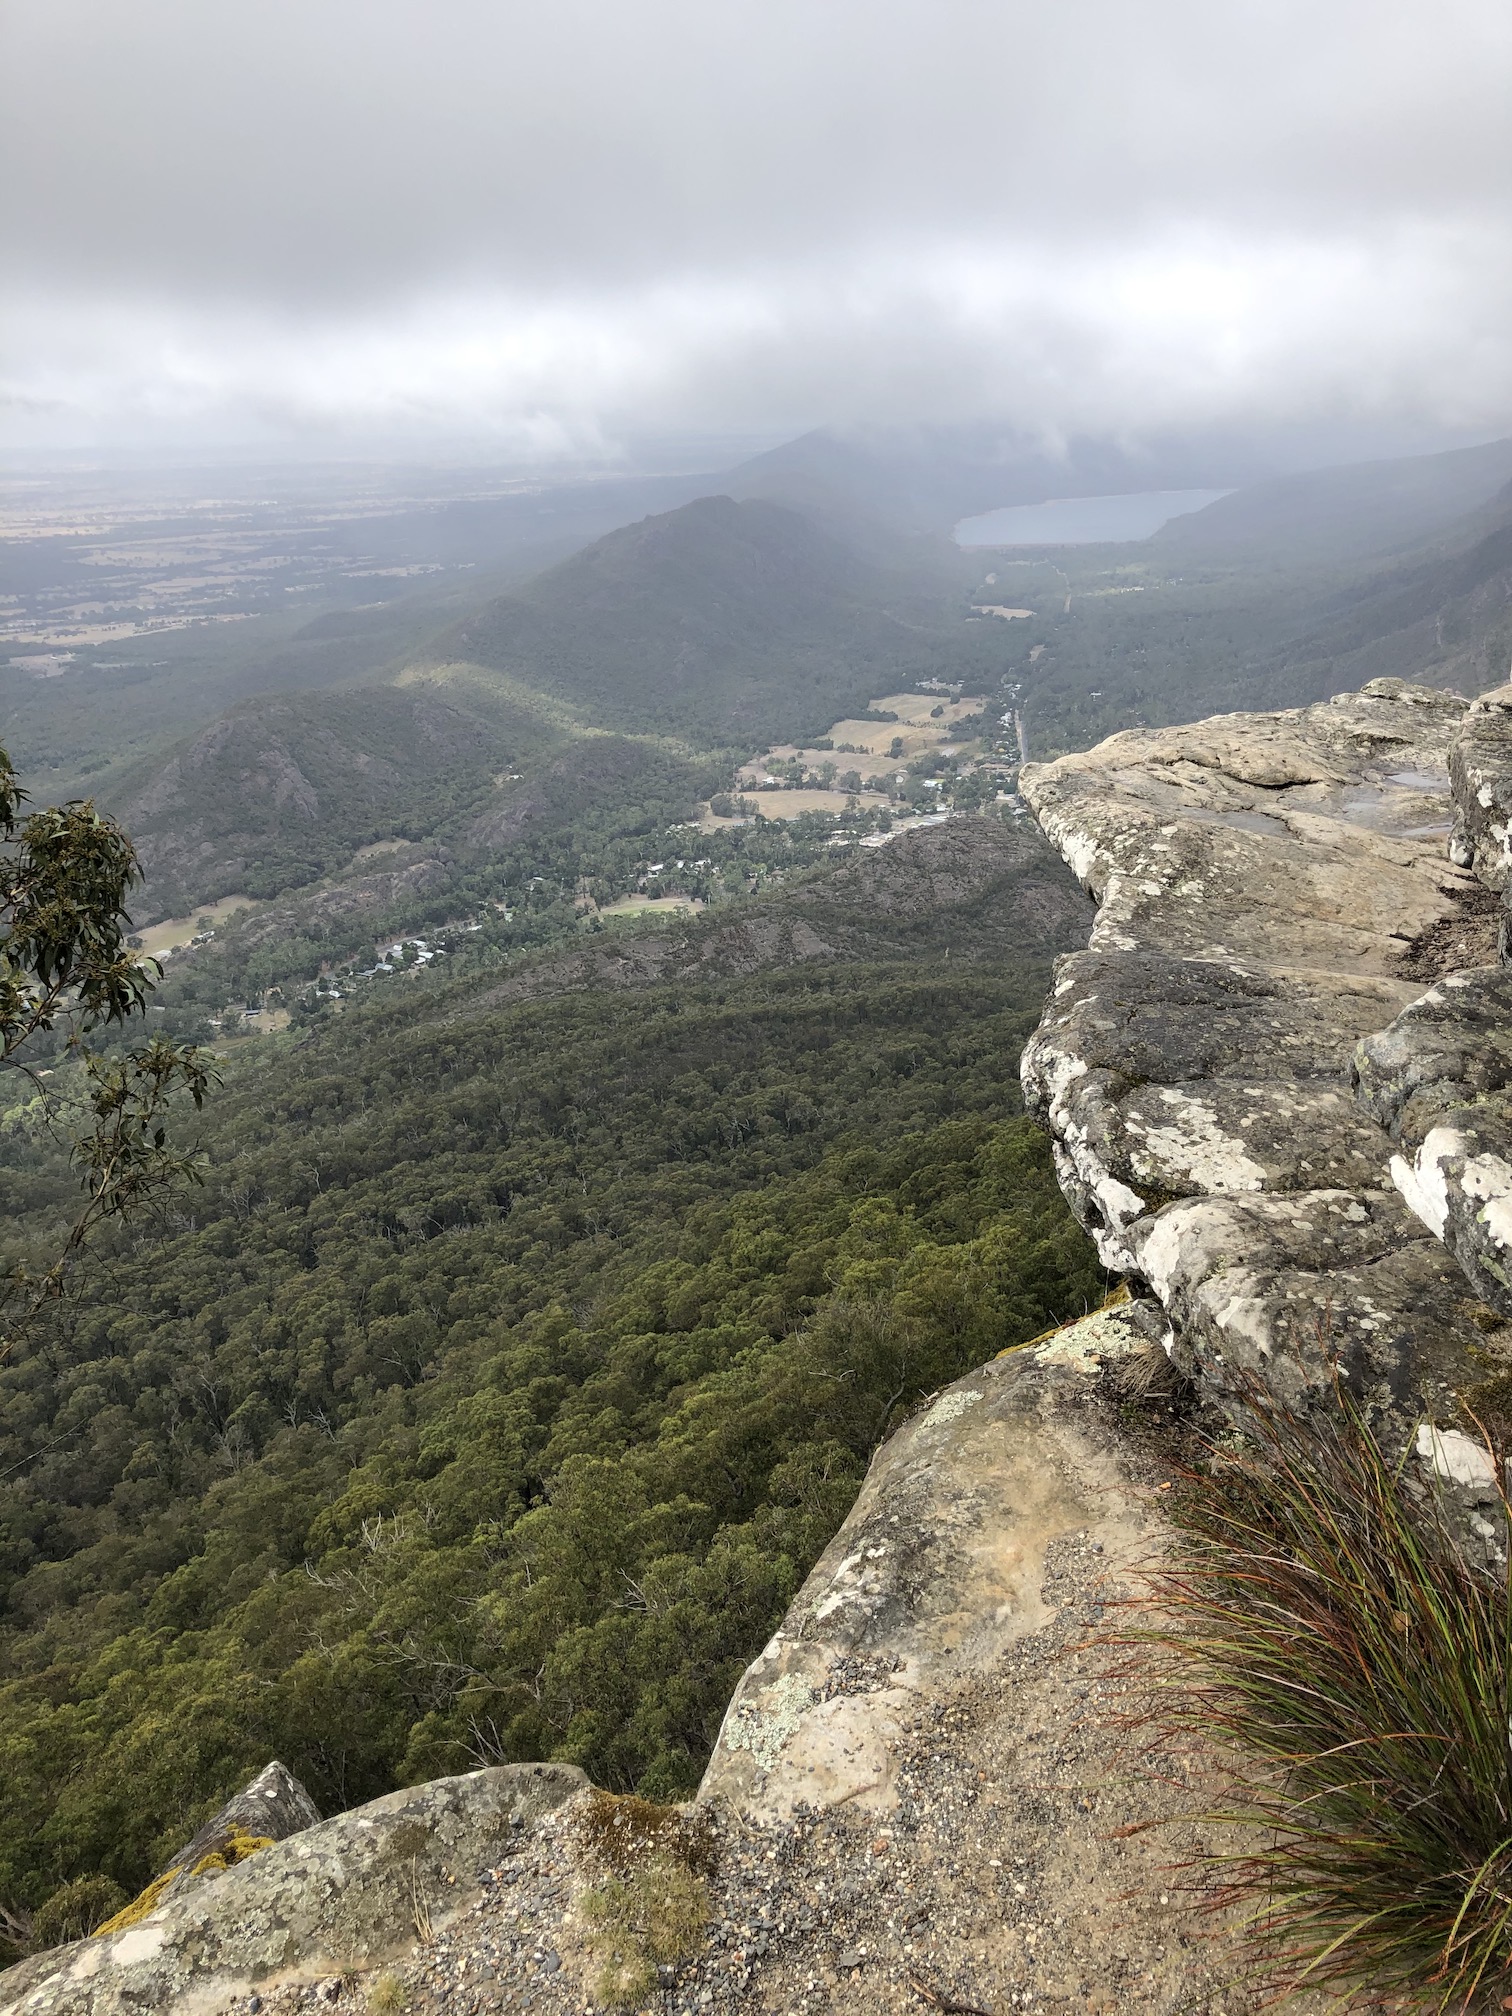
xmin=108 ymin=685 xmax=562 ymax=921
xmin=0 ymin=818 xmax=1102 ymax=1943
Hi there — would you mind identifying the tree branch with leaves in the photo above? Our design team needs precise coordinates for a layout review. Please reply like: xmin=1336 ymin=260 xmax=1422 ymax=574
xmin=0 ymin=746 xmax=213 ymax=1356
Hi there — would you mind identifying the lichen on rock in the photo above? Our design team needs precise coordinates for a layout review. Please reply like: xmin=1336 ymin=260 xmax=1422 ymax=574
xmin=1019 ymin=678 xmax=1495 ymax=1430
xmin=0 ymin=1764 xmax=584 ymax=2016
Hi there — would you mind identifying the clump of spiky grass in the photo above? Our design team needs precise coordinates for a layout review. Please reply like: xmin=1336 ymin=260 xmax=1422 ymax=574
xmin=1143 ymin=1385 xmax=1512 ymax=2010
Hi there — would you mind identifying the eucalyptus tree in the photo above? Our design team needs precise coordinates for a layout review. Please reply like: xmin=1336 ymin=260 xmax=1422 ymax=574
xmin=0 ymin=744 xmax=212 ymax=1353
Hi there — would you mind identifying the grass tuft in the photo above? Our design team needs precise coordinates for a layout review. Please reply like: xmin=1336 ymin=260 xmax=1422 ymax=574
xmin=577 ymin=1791 xmax=714 ymax=2006
xmin=366 ymin=1972 xmax=408 ymax=2014
xmin=1143 ymin=1384 xmax=1512 ymax=2010
xmin=581 ymin=1854 xmax=710 ymax=2007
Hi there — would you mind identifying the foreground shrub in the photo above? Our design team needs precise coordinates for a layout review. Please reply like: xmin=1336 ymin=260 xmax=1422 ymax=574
xmin=1147 ymin=1387 xmax=1512 ymax=2008
xmin=27 ymin=1873 xmax=127 ymax=1952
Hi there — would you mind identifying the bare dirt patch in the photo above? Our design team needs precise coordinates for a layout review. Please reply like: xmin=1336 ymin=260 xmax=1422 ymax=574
xmin=743 ymin=789 xmax=894 ymax=820
xmin=598 ymin=894 xmax=707 ymax=918
xmin=132 ymin=893 xmax=255 ymax=959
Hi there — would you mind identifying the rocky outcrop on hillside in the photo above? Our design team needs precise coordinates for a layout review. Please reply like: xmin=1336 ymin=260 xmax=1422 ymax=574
xmin=683 ymin=1313 xmax=1314 ymax=2016
xmin=154 ymin=1762 xmax=321 ymax=1895
xmin=1019 ymin=675 xmax=1512 ymax=1429
xmin=701 ymin=1304 xmax=1156 ymax=1820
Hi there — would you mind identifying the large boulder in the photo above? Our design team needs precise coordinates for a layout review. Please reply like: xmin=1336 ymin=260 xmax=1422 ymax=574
xmin=156 ymin=1762 xmax=321 ymax=1890
xmin=700 ymin=1304 xmax=1158 ymax=1818
xmin=0 ymin=1764 xmax=584 ymax=2016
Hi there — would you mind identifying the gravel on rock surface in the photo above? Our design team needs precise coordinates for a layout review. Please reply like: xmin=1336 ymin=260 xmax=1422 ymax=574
xmin=247 ymin=1402 xmax=1309 ymax=2016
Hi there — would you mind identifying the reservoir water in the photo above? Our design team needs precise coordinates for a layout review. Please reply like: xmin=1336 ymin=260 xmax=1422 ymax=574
xmin=955 ymin=487 xmax=1232 ymax=547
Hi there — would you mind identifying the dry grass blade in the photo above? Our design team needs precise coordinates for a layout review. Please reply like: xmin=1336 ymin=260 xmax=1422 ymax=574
xmin=1135 ymin=1383 xmax=1512 ymax=2010
xmin=408 ymin=1858 xmax=433 ymax=1945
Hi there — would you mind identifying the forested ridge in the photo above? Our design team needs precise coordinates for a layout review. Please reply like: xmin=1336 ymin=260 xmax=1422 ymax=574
xmin=0 ymin=823 xmax=1102 ymax=1940
xmin=109 ymin=684 xmax=562 ymax=921
xmin=433 ymin=494 xmax=1009 ymax=748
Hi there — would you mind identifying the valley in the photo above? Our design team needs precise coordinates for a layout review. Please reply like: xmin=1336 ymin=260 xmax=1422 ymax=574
xmin=4 ymin=425 xmax=1512 ymax=1975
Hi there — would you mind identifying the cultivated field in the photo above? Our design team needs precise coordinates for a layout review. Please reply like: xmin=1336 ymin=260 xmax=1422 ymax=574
xmin=731 ymin=690 xmax=991 ymax=815
xmin=597 ymin=893 xmax=706 ymax=918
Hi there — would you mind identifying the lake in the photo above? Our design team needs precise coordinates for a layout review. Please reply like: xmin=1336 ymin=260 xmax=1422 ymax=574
xmin=955 ymin=487 xmax=1233 ymax=547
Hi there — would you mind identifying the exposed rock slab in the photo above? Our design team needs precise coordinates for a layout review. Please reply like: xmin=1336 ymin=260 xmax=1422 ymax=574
xmin=1341 ymin=682 xmax=1512 ymax=1322
xmin=1357 ymin=967 xmax=1512 ymax=1316
xmin=1020 ymin=678 xmax=1494 ymax=1420
xmin=672 ymin=1315 xmax=1331 ymax=2016
xmin=0 ymin=1764 xmax=584 ymax=2016
xmin=158 ymin=1762 xmax=321 ymax=1886
xmin=699 ymin=1306 xmax=1156 ymax=1819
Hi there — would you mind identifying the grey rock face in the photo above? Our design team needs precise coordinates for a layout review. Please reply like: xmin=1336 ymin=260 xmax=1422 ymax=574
xmin=1351 ymin=686 xmax=1512 ymax=1319
xmin=1020 ymin=678 xmax=1494 ymax=1423
xmin=161 ymin=1762 xmax=322 ymax=1883
xmin=1448 ymin=682 xmax=1512 ymax=891
xmin=1357 ymin=967 xmax=1512 ymax=1315
xmin=0 ymin=1763 xmax=584 ymax=2016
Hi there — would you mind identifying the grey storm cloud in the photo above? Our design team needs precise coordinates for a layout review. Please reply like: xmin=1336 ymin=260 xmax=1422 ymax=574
xmin=4 ymin=0 xmax=1512 ymax=452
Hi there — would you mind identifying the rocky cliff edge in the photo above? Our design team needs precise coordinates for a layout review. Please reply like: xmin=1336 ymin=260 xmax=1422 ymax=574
xmin=1019 ymin=676 xmax=1512 ymax=1435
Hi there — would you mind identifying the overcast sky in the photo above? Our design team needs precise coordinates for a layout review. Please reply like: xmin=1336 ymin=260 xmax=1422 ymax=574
xmin=4 ymin=0 xmax=1512 ymax=463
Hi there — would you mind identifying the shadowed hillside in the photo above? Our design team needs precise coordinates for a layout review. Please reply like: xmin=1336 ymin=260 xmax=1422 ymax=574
xmin=1153 ymin=435 xmax=1512 ymax=567
xmin=980 ymin=466 xmax=1512 ymax=754
xmin=427 ymin=494 xmax=999 ymax=747
xmin=109 ymin=686 xmax=559 ymax=921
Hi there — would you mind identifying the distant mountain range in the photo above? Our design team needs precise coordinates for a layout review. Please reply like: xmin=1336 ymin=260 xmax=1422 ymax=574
xmin=91 ymin=428 xmax=1512 ymax=923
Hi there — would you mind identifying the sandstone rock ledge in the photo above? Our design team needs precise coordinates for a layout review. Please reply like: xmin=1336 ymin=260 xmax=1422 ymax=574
xmin=0 ymin=1764 xmax=584 ymax=2016
xmin=688 ymin=1315 xmax=1320 ymax=2016
xmin=701 ymin=1307 xmax=1155 ymax=1820
xmin=1019 ymin=678 xmax=1507 ymax=1422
